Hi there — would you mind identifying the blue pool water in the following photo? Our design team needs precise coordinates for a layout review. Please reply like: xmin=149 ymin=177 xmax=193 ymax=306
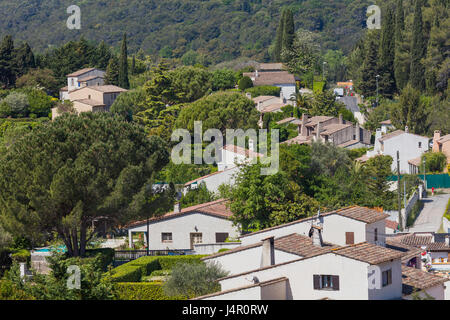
xmin=35 ymin=245 xmax=67 ymax=253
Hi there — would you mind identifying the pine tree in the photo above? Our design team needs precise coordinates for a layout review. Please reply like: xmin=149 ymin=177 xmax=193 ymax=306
xmin=131 ymin=55 xmax=136 ymax=75
xmin=282 ymin=9 xmax=295 ymax=54
xmin=105 ymin=56 xmax=120 ymax=86
xmin=0 ymin=35 xmax=16 ymax=88
xmin=96 ymin=41 xmax=112 ymax=70
xmin=272 ymin=9 xmax=286 ymax=62
xmin=394 ymin=0 xmax=409 ymax=90
xmin=14 ymin=42 xmax=35 ymax=77
xmin=378 ymin=6 xmax=396 ymax=98
xmin=410 ymin=0 xmax=426 ymax=90
xmin=119 ymin=33 xmax=130 ymax=89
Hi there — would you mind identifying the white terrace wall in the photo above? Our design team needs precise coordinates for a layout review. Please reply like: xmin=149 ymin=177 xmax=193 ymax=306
xmin=205 ymin=246 xmax=299 ymax=276
xmin=218 ymin=253 xmax=375 ymax=300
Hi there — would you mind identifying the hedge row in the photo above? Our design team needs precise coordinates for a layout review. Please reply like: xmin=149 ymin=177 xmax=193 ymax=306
xmin=113 ymin=282 xmax=186 ymax=300
xmin=245 ymin=85 xmax=281 ymax=98
xmin=109 ymin=255 xmax=207 ymax=282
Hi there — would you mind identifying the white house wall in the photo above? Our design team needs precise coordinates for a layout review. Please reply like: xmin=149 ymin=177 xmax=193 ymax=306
xmin=217 ymin=253 xmax=400 ymax=300
xmin=207 ymin=246 xmax=299 ymax=276
xmin=382 ymin=134 xmax=429 ymax=174
xmin=367 ymin=260 xmax=403 ymax=300
xmin=202 ymin=285 xmax=262 ymax=300
xmin=128 ymin=212 xmax=239 ymax=250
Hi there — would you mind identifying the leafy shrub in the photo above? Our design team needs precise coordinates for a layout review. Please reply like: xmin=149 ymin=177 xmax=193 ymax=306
xmin=163 ymin=261 xmax=228 ymax=298
xmin=113 ymin=282 xmax=186 ymax=300
xmin=238 ymin=76 xmax=253 ymax=91
xmin=217 ymin=248 xmax=230 ymax=253
xmin=0 ymin=279 xmax=35 ymax=300
xmin=108 ymin=255 xmax=207 ymax=282
xmin=85 ymin=248 xmax=115 ymax=271
xmin=422 ymin=152 xmax=447 ymax=173
xmin=212 ymin=69 xmax=236 ymax=91
xmin=245 ymin=85 xmax=281 ymax=98
xmin=10 ymin=249 xmax=30 ymax=264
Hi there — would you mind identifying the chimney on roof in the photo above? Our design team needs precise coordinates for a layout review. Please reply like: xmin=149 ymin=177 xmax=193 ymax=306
xmin=310 ymin=226 xmax=324 ymax=247
xmin=433 ymin=130 xmax=441 ymax=152
xmin=355 ymin=123 xmax=361 ymax=142
xmin=255 ymin=70 xmax=259 ymax=78
xmin=260 ymin=236 xmax=275 ymax=267
xmin=280 ymin=91 xmax=284 ymax=104
xmin=300 ymin=114 xmax=308 ymax=136
xmin=405 ymin=126 xmax=409 ymax=133
xmin=246 ymin=92 xmax=252 ymax=100
xmin=316 ymin=121 xmax=322 ymax=141
xmin=174 ymin=202 xmax=181 ymax=213
xmin=446 ymin=236 xmax=449 ymax=247
xmin=339 ymin=113 xmax=343 ymax=124
xmin=258 ymin=101 xmax=263 ymax=111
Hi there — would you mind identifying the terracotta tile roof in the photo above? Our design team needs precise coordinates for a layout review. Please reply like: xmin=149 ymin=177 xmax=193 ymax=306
xmin=261 ymin=103 xmax=286 ymax=113
xmin=126 ymin=199 xmax=232 ymax=228
xmin=281 ymin=135 xmax=312 ymax=145
xmin=305 ymin=116 xmax=335 ymax=127
xmin=402 ymin=266 xmax=446 ymax=295
xmin=192 ymin=277 xmax=288 ymax=300
xmin=394 ymin=234 xmax=434 ymax=247
xmin=378 ymin=130 xmax=405 ymax=142
xmin=385 ymin=219 xmax=399 ymax=230
xmin=60 ymin=86 xmax=68 ymax=91
xmin=385 ymin=237 xmax=422 ymax=264
xmin=74 ymin=99 xmax=105 ymax=107
xmin=239 ymin=206 xmax=389 ymax=239
xmin=336 ymin=206 xmax=390 ymax=224
xmin=275 ymin=233 xmax=340 ymax=257
xmin=78 ymin=75 xmax=104 ymax=82
xmin=332 ymin=242 xmax=404 ymax=265
xmin=67 ymin=67 xmax=96 ymax=77
xmin=276 ymin=117 xmax=297 ymax=125
xmin=337 ymin=140 xmax=360 ymax=148
xmin=320 ymin=123 xmax=352 ymax=135
xmin=437 ymin=134 xmax=450 ymax=144
xmin=252 ymin=95 xmax=278 ymax=103
xmin=408 ymin=156 xmax=422 ymax=167
xmin=380 ymin=120 xmax=392 ymax=125
xmin=355 ymin=154 xmax=370 ymax=162
xmin=223 ymin=144 xmax=263 ymax=158
xmin=426 ymin=242 xmax=450 ymax=251
xmin=243 ymin=71 xmax=295 ymax=86
xmin=87 ymin=85 xmax=128 ymax=93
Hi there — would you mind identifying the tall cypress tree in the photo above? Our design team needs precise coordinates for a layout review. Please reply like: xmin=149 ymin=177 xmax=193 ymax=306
xmin=282 ymin=9 xmax=295 ymax=53
xmin=394 ymin=0 xmax=408 ymax=90
xmin=378 ymin=6 xmax=396 ymax=98
xmin=273 ymin=9 xmax=286 ymax=62
xmin=0 ymin=35 xmax=16 ymax=88
xmin=410 ymin=0 xmax=425 ymax=90
xmin=358 ymin=31 xmax=380 ymax=97
xmin=118 ymin=33 xmax=129 ymax=89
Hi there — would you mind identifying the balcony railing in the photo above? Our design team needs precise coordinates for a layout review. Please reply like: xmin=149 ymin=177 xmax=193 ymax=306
xmin=114 ymin=249 xmax=193 ymax=261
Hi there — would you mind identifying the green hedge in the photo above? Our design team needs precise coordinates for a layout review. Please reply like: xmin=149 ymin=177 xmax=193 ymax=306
xmin=85 ymin=248 xmax=115 ymax=271
xmin=245 ymin=85 xmax=281 ymax=98
xmin=113 ymin=282 xmax=186 ymax=300
xmin=108 ymin=255 xmax=207 ymax=282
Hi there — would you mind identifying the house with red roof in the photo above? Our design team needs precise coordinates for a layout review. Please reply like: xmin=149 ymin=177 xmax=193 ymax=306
xmin=125 ymin=199 xmax=240 ymax=254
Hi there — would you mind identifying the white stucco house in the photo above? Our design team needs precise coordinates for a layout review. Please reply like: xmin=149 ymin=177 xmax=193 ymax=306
xmin=125 ymin=199 xmax=240 ymax=254
xmin=217 ymin=144 xmax=263 ymax=172
xmin=183 ymin=166 xmax=240 ymax=195
xmin=243 ymin=63 xmax=297 ymax=106
xmin=60 ymin=67 xmax=106 ymax=100
xmin=361 ymin=128 xmax=430 ymax=174
xmin=195 ymin=206 xmax=448 ymax=300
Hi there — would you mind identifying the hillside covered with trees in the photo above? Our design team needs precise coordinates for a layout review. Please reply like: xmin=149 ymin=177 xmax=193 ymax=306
xmin=0 ymin=0 xmax=372 ymax=64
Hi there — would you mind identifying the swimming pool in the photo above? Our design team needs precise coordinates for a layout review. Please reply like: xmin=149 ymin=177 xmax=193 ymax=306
xmin=35 ymin=245 xmax=66 ymax=253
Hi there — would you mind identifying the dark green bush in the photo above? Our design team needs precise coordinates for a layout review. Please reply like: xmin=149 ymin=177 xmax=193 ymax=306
xmin=85 ymin=248 xmax=115 ymax=271
xmin=238 ymin=76 xmax=253 ymax=91
xmin=108 ymin=255 xmax=207 ymax=282
xmin=10 ymin=249 xmax=30 ymax=264
xmin=113 ymin=282 xmax=186 ymax=300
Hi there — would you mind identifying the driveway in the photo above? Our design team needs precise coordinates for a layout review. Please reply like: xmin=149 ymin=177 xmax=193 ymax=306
xmin=408 ymin=193 xmax=450 ymax=233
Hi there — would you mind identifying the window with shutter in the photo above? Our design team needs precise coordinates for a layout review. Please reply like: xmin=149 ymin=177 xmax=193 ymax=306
xmin=332 ymin=276 xmax=340 ymax=291
xmin=345 ymin=232 xmax=354 ymax=245
xmin=313 ymin=275 xmax=320 ymax=290
xmin=215 ymin=233 xmax=229 ymax=243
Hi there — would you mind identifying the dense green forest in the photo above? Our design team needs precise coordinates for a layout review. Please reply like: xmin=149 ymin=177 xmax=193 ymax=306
xmin=0 ymin=0 xmax=372 ymax=64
